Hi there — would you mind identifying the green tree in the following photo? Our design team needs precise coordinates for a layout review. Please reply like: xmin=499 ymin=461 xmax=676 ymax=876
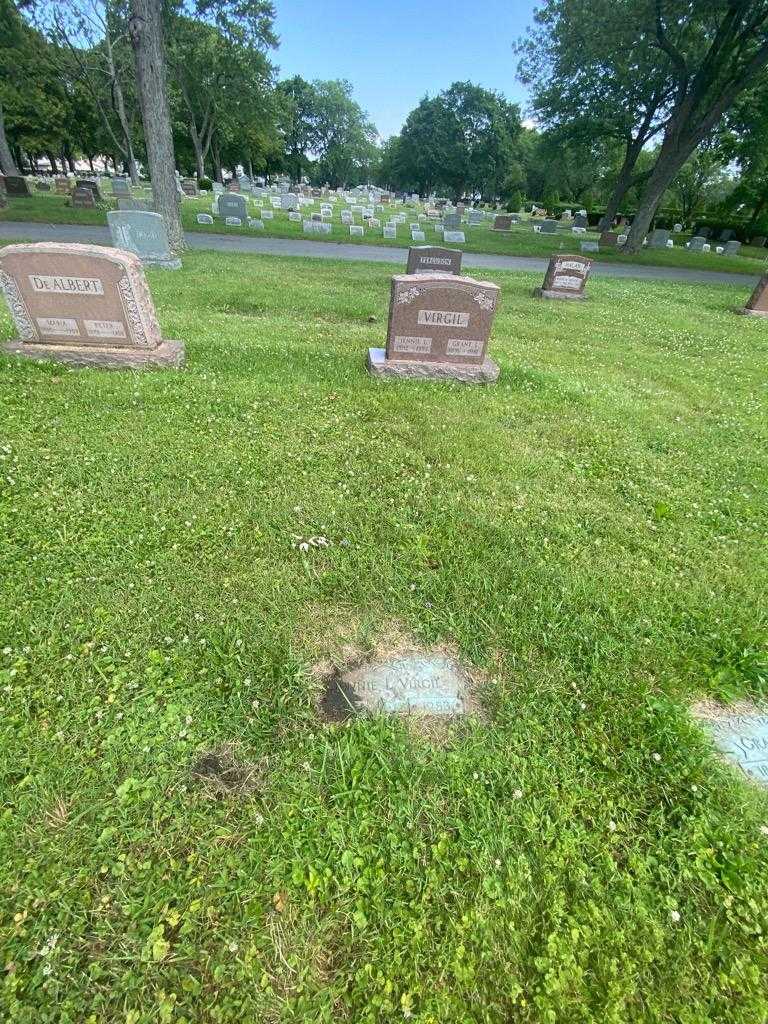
xmin=168 ymin=3 xmax=276 ymax=180
xmin=518 ymin=0 xmax=675 ymax=230
xmin=622 ymin=0 xmax=768 ymax=252
xmin=665 ymin=138 xmax=731 ymax=225
xmin=309 ymin=79 xmax=378 ymax=188
xmin=275 ymin=75 xmax=318 ymax=183
xmin=387 ymin=83 xmax=521 ymax=200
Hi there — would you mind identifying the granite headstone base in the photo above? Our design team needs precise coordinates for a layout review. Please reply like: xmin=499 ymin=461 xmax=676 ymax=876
xmin=367 ymin=346 xmax=499 ymax=383
xmin=735 ymin=306 xmax=768 ymax=318
xmin=1 ymin=338 xmax=185 ymax=370
xmin=533 ymin=286 xmax=587 ymax=301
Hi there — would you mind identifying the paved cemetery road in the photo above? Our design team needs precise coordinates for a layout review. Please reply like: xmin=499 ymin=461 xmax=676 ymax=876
xmin=0 ymin=221 xmax=760 ymax=289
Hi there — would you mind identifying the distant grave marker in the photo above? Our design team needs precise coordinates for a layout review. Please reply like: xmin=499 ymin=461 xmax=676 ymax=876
xmin=72 ymin=186 xmax=96 ymax=209
xmin=107 ymin=210 xmax=181 ymax=270
xmin=648 ymin=229 xmax=670 ymax=249
xmin=406 ymin=246 xmax=462 ymax=276
xmin=218 ymin=194 xmax=248 ymax=221
xmin=4 ymin=175 xmax=32 ymax=198
xmin=534 ymin=253 xmax=592 ymax=301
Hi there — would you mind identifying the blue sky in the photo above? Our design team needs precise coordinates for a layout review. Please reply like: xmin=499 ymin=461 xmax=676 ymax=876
xmin=272 ymin=0 xmax=538 ymax=140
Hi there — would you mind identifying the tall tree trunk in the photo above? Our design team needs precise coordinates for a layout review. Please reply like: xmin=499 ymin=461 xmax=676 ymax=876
xmin=109 ymin=54 xmax=140 ymax=186
xmin=598 ymin=141 xmax=643 ymax=231
xmin=748 ymin=197 xmax=766 ymax=230
xmin=128 ymin=0 xmax=185 ymax=254
xmin=623 ymin=134 xmax=697 ymax=253
xmin=87 ymin=155 xmax=95 ymax=173
xmin=189 ymin=124 xmax=205 ymax=179
xmin=212 ymin=139 xmax=223 ymax=184
xmin=0 ymin=103 xmax=19 ymax=175
xmin=46 ymin=151 xmax=58 ymax=174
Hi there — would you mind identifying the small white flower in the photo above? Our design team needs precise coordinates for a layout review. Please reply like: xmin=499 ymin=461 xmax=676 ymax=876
xmin=494 ymin=858 xmax=501 ymax=867
xmin=2 ymin=646 xmax=11 ymax=655
xmin=608 ymin=820 xmax=617 ymax=832
xmin=759 ymin=825 xmax=768 ymax=836
xmin=670 ymin=910 xmax=681 ymax=923
xmin=513 ymin=789 xmax=523 ymax=800
xmin=652 ymin=753 xmax=662 ymax=762
xmin=228 ymin=942 xmax=238 ymax=953
xmin=472 ymin=772 xmax=479 ymax=780
xmin=580 ymin=701 xmax=587 ymax=710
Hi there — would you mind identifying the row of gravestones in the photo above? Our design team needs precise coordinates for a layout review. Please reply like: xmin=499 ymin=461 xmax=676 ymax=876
xmin=1 ymin=242 xmax=766 ymax=376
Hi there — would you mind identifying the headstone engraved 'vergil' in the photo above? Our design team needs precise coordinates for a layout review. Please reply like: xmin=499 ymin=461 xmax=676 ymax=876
xmin=406 ymin=246 xmax=462 ymax=276
xmin=534 ymin=253 xmax=592 ymax=300
xmin=107 ymin=210 xmax=181 ymax=270
xmin=737 ymin=273 xmax=768 ymax=317
xmin=367 ymin=273 xmax=500 ymax=382
xmin=0 ymin=243 xmax=184 ymax=369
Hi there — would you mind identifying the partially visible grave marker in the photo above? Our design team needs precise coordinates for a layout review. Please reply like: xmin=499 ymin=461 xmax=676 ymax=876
xmin=406 ymin=246 xmax=462 ymax=276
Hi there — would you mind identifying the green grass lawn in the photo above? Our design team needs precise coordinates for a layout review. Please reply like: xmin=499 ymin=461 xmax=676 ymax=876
xmin=1 ymin=249 xmax=767 ymax=1023
xmin=3 ymin=189 xmax=768 ymax=277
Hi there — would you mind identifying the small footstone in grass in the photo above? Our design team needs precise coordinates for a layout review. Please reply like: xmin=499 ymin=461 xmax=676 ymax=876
xmin=323 ymin=654 xmax=471 ymax=720
xmin=694 ymin=703 xmax=768 ymax=784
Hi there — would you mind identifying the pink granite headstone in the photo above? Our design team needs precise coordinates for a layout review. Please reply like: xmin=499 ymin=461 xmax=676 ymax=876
xmin=534 ymin=253 xmax=592 ymax=300
xmin=737 ymin=274 xmax=768 ymax=317
xmin=367 ymin=273 xmax=500 ymax=382
xmin=0 ymin=242 xmax=184 ymax=369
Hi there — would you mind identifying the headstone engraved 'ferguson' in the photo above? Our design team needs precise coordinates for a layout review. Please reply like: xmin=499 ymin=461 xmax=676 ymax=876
xmin=107 ymin=210 xmax=181 ymax=270
xmin=737 ymin=273 xmax=768 ymax=317
xmin=367 ymin=273 xmax=500 ymax=382
xmin=534 ymin=253 xmax=592 ymax=300
xmin=406 ymin=246 xmax=462 ymax=276
xmin=0 ymin=242 xmax=184 ymax=369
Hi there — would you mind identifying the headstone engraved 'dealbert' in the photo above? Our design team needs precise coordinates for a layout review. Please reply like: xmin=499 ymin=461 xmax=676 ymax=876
xmin=736 ymin=273 xmax=768 ymax=317
xmin=107 ymin=210 xmax=181 ymax=270
xmin=534 ymin=253 xmax=592 ymax=301
xmin=406 ymin=246 xmax=462 ymax=276
xmin=0 ymin=242 xmax=184 ymax=369
xmin=367 ymin=272 xmax=500 ymax=383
